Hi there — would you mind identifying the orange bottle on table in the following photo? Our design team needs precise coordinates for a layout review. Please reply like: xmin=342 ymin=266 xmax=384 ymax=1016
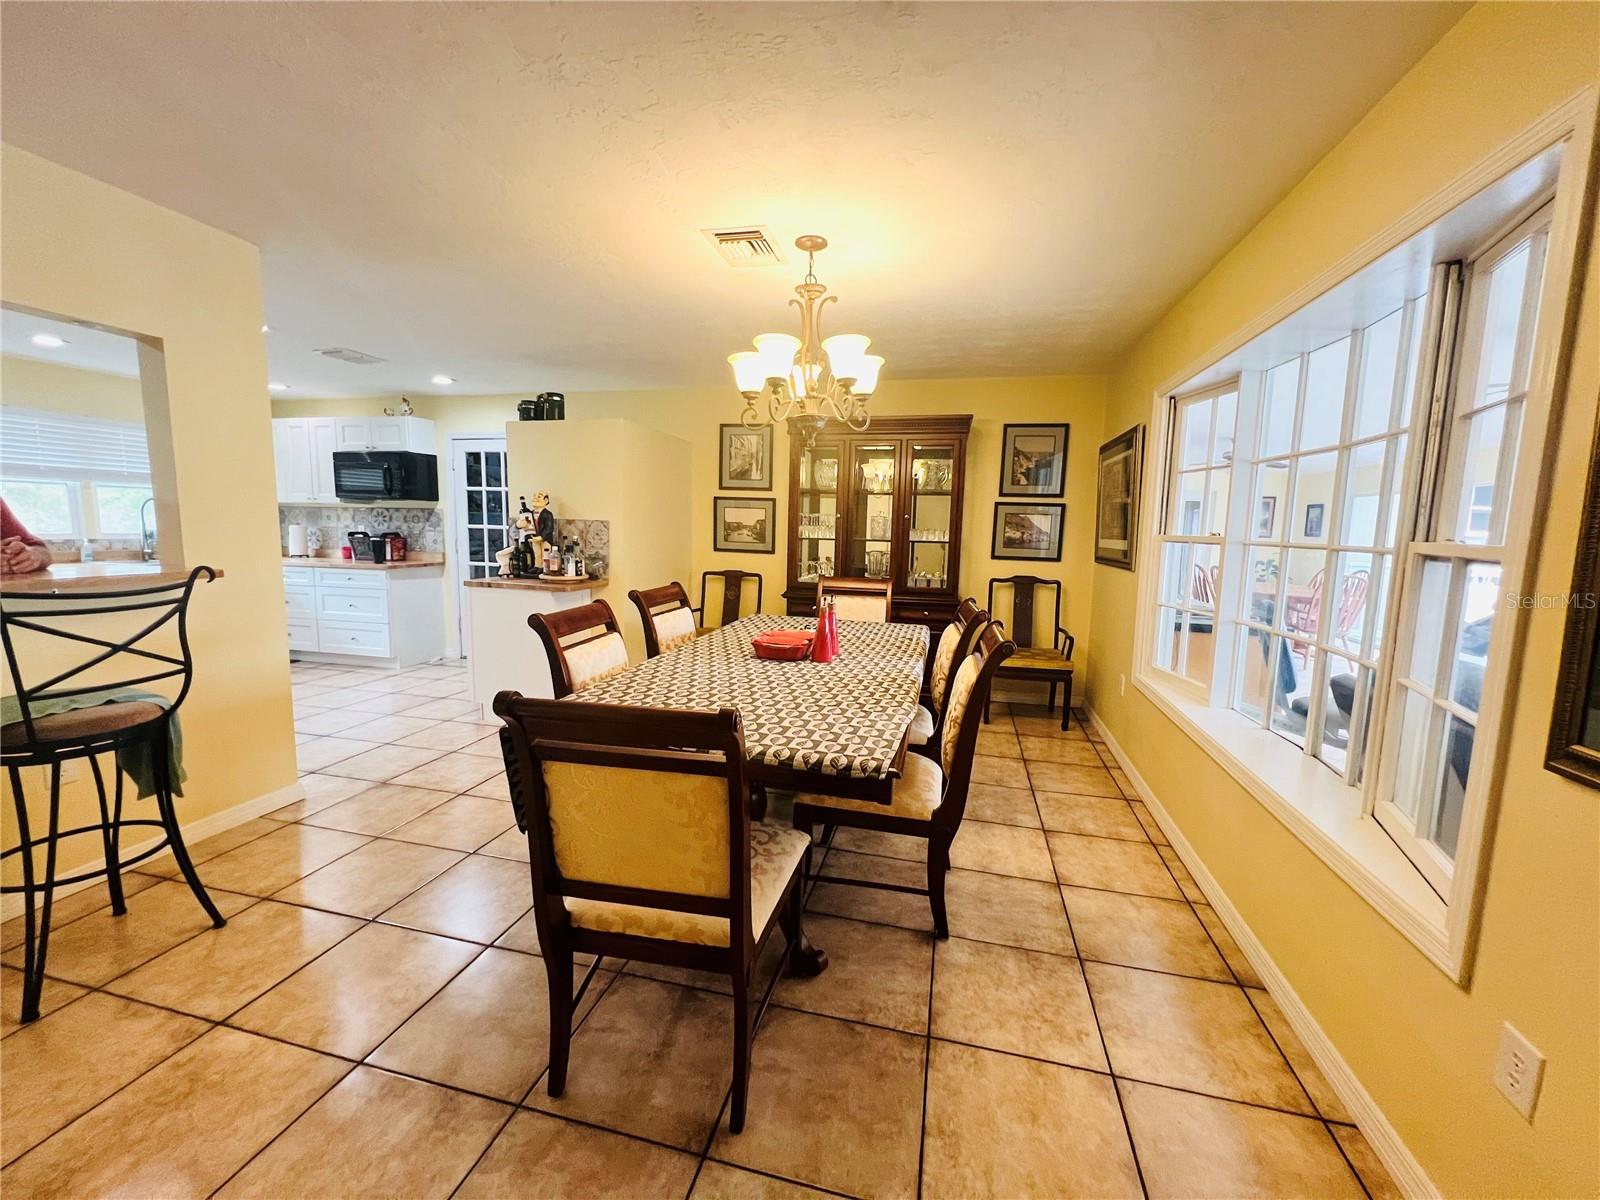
xmin=811 ymin=598 xmax=837 ymax=663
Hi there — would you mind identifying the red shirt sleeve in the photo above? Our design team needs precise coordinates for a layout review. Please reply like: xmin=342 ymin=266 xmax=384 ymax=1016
xmin=0 ymin=498 xmax=47 ymax=547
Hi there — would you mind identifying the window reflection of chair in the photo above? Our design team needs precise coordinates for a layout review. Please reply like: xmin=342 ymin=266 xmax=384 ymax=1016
xmin=1284 ymin=568 xmax=1324 ymax=649
xmin=1333 ymin=569 xmax=1370 ymax=651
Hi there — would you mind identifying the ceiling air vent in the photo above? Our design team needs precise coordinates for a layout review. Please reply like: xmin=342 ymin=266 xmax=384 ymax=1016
xmin=314 ymin=346 xmax=387 ymax=366
xmin=702 ymin=227 xmax=783 ymax=267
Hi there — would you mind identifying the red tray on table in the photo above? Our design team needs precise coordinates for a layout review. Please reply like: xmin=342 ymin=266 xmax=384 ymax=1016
xmin=752 ymin=630 xmax=814 ymax=661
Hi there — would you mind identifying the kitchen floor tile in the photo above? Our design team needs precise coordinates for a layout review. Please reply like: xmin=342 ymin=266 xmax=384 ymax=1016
xmin=949 ymin=819 xmax=1055 ymax=881
xmin=270 ymin=773 xmax=376 ymax=821
xmin=974 ymin=729 xmax=1022 ymax=757
xmin=1086 ymin=961 xmax=1315 ymax=1113
xmin=1120 ymin=1078 xmax=1363 ymax=1199
xmin=295 ymin=736 xmax=382 ymax=773
xmin=232 ymin=922 xmax=480 ymax=1058
xmin=1247 ymin=988 xmax=1353 ymax=1123
xmin=1157 ymin=843 xmax=1208 ymax=902
xmin=0 ymin=881 xmax=256 ymax=987
xmin=710 ymin=1006 xmax=925 ymax=1200
xmin=1129 ymin=799 xmax=1170 ymax=844
xmin=109 ymin=899 xmax=361 ymax=1019
xmin=1 ymin=871 xmax=161 ymax=951
xmin=340 ymin=691 xmax=445 ymax=716
xmin=460 ymin=732 xmax=506 ymax=758
xmin=338 ymin=714 xmax=439 ymax=743
xmin=272 ymin=838 xmax=463 ymax=918
xmin=1017 ymin=734 xmax=1104 ymax=764
xmin=1011 ymin=715 xmax=1089 ymax=739
xmin=139 ymin=817 xmax=282 ymax=878
xmin=0 ymin=1027 xmax=349 ymax=1199
xmin=191 ymin=824 xmax=370 ymax=896
xmin=0 ymin=967 xmax=85 ymax=1037
xmin=806 ymin=849 xmax=932 ymax=932
xmin=299 ymin=781 xmax=454 ymax=835
xmin=459 ymin=1110 xmax=698 ymax=1200
xmin=945 ymin=868 xmax=1077 ymax=954
xmin=476 ymin=826 xmax=530 ymax=862
xmin=400 ymin=696 xmax=484 ymax=721
xmin=690 ymin=1161 xmax=835 ymax=1200
xmin=1035 ymin=792 xmax=1146 ymax=840
xmin=1064 ymin=886 xmax=1231 ymax=980
xmin=922 ymin=1040 xmax=1140 ymax=1200
xmin=389 ymin=751 xmax=503 ymax=793
xmin=379 ymin=853 xmax=532 ymax=944
xmin=383 ymin=794 xmax=516 ymax=852
xmin=0 ymin=992 xmax=208 ymax=1164
xmin=1332 ymin=1124 xmax=1402 ymax=1200
xmin=968 ymin=754 xmax=1031 ymax=788
xmin=529 ymin=976 xmax=733 ymax=1151
xmin=216 ymin=1066 xmax=506 ymax=1199
xmin=468 ymin=770 xmax=512 ymax=800
xmin=293 ymin=707 xmax=377 ymax=737
xmin=1047 ymin=832 xmax=1183 ymax=899
xmin=774 ymin=913 xmax=932 ymax=1033
xmin=1025 ymin=759 xmax=1121 ymax=796
xmin=962 ymin=782 xmax=1040 ymax=827
xmin=827 ymin=827 xmax=927 ymax=862
xmin=395 ymin=720 xmax=489 ymax=752
xmin=1195 ymin=903 xmax=1264 ymax=987
xmin=931 ymin=936 xmax=1102 ymax=1069
xmin=319 ymin=744 xmax=443 ymax=784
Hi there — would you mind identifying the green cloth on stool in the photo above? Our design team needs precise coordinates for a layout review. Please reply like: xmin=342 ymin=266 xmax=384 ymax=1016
xmin=0 ymin=688 xmax=185 ymax=799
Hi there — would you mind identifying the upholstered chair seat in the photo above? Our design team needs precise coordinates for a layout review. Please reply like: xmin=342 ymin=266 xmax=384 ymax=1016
xmin=794 ymin=752 xmax=943 ymax=821
xmin=907 ymin=600 xmax=986 ymax=749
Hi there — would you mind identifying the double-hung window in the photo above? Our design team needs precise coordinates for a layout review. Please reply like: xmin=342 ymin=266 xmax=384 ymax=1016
xmin=0 ymin=408 xmax=154 ymax=540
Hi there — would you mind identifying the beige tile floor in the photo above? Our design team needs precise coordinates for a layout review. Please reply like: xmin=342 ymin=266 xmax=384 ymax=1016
xmin=0 ymin=658 xmax=1401 ymax=1200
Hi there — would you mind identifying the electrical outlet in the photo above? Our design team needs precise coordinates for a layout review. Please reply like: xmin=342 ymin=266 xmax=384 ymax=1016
xmin=1120 ymin=673 xmax=1127 ymax=697
xmin=1494 ymin=1023 xmax=1545 ymax=1119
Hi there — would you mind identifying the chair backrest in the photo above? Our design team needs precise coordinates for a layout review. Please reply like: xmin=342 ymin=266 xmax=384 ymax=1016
xmin=986 ymin=576 xmax=1061 ymax=649
xmin=527 ymin=599 xmax=630 ymax=698
xmin=0 ymin=566 xmax=214 ymax=747
xmin=628 ymin=582 xmax=698 ymax=658
xmin=494 ymin=694 xmax=755 ymax=954
xmin=1336 ymin=569 xmax=1370 ymax=635
xmin=1191 ymin=563 xmax=1216 ymax=607
xmin=699 ymin=570 xmax=763 ymax=629
xmin=934 ymin=621 xmax=1015 ymax=829
xmin=817 ymin=576 xmax=891 ymax=622
xmin=929 ymin=599 xmax=988 ymax=721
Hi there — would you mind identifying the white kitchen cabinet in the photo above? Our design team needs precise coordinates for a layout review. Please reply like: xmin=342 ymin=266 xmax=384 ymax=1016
xmin=333 ymin=415 xmax=435 ymax=454
xmin=310 ymin=419 xmax=338 ymax=501
xmin=272 ymin=419 xmax=316 ymax=503
xmin=281 ymin=563 xmax=444 ymax=665
xmin=275 ymin=415 xmax=436 ymax=505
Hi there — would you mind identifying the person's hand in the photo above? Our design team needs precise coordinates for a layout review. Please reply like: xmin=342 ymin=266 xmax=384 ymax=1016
xmin=0 ymin=538 xmax=52 ymax=575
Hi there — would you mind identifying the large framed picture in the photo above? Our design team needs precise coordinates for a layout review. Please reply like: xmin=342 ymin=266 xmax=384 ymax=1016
xmin=993 ymin=502 xmax=1064 ymax=562
xmin=713 ymin=496 xmax=776 ymax=554
xmin=999 ymin=423 xmax=1068 ymax=497
xmin=1548 ymin=417 xmax=1600 ymax=788
xmin=1095 ymin=425 xmax=1144 ymax=570
xmin=719 ymin=423 xmax=773 ymax=490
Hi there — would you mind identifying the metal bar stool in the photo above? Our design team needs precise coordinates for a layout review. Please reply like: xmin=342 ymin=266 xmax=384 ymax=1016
xmin=1 ymin=566 xmax=223 ymax=1024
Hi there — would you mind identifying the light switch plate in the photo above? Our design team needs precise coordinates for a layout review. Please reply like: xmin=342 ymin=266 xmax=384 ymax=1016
xmin=1493 ymin=1022 xmax=1545 ymax=1119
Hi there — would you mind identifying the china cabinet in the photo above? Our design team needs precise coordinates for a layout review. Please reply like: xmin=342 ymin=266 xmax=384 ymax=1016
xmin=783 ymin=415 xmax=971 ymax=629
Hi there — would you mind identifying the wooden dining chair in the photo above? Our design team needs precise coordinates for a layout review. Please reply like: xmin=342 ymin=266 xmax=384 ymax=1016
xmin=985 ymin=575 xmax=1077 ymax=730
xmin=907 ymin=597 xmax=987 ymax=752
xmin=628 ymin=582 xmax=699 ymax=658
xmin=527 ymin=599 xmax=630 ymax=697
xmin=817 ymin=575 xmax=891 ymax=622
xmin=792 ymin=621 xmax=1014 ymax=937
xmin=494 ymin=694 xmax=818 ymax=1133
xmin=699 ymin=570 xmax=764 ymax=630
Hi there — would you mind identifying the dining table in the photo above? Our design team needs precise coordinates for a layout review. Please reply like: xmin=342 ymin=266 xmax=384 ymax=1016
xmin=573 ymin=614 xmax=930 ymax=804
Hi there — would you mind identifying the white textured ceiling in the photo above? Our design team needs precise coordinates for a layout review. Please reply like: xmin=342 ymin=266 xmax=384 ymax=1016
xmin=0 ymin=1 xmax=1466 ymax=398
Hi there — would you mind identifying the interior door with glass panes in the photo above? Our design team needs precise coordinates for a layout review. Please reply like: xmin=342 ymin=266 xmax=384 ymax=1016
xmin=451 ymin=437 xmax=509 ymax=655
xmin=848 ymin=440 xmax=898 ymax=580
xmin=904 ymin=439 xmax=958 ymax=593
xmin=795 ymin=440 xmax=842 ymax=587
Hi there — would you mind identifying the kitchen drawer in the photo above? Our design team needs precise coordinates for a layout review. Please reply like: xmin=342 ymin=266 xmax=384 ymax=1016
xmin=284 ymin=585 xmax=316 ymax=617
xmin=316 ymin=587 xmax=389 ymax=623
xmin=311 ymin=568 xmax=387 ymax=590
xmin=282 ymin=566 xmax=317 ymax=587
xmin=317 ymin=620 xmax=391 ymax=657
xmin=286 ymin=617 xmax=319 ymax=652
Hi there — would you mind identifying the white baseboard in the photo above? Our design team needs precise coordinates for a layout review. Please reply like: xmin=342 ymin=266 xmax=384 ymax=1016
xmin=1083 ymin=705 xmax=1439 ymax=1200
xmin=1 ymin=779 xmax=304 ymax=922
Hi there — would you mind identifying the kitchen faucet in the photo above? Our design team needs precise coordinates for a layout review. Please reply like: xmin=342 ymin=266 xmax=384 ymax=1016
xmin=139 ymin=497 xmax=158 ymax=561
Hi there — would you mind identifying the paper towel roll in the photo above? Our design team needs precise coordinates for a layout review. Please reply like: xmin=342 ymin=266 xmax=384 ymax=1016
xmin=286 ymin=524 xmax=309 ymax=557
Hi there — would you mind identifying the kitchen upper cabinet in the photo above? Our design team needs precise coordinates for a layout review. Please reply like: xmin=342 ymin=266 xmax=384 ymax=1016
xmin=335 ymin=416 xmax=435 ymax=453
xmin=274 ymin=415 xmax=437 ymax=505
xmin=310 ymin=419 xmax=337 ymax=502
xmin=272 ymin=419 xmax=317 ymax=503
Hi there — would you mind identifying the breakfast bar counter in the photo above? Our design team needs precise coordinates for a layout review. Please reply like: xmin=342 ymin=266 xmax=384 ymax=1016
xmin=464 ymin=575 xmax=608 ymax=714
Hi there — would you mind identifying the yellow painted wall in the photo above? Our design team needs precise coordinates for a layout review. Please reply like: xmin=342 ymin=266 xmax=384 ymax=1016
xmin=0 ymin=354 xmax=145 ymax=422
xmin=2 ymin=144 xmax=297 ymax=876
xmin=1088 ymin=5 xmax=1600 ymax=1196
xmin=278 ymin=373 xmax=1104 ymax=687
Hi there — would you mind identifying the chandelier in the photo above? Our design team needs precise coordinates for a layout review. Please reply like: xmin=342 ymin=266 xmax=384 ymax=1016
xmin=727 ymin=235 xmax=883 ymax=445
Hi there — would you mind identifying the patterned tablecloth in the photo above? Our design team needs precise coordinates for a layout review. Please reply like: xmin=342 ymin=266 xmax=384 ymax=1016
xmin=574 ymin=615 xmax=929 ymax=779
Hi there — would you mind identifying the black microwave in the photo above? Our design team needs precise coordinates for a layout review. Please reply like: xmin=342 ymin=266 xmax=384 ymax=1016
xmin=332 ymin=451 xmax=439 ymax=503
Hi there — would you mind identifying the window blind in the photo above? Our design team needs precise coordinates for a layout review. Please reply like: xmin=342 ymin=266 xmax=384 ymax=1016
xmin=0 ymin=407 xmax=151 ymax=481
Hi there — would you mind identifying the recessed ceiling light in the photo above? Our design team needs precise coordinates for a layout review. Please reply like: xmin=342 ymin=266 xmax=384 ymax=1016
xmin=30 ymin=333 xmax=66 ymax=348
xmin=267 ymin=382 xmax=289 ymax=392
xmin=431 ymin=374 xmax=455 ymax=385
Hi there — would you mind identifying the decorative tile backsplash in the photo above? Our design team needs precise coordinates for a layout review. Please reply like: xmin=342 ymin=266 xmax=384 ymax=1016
xmin=278 ymin=505 xmax=446 ymax=554
xmin=556 ymin=518 xmax=610 ymax=578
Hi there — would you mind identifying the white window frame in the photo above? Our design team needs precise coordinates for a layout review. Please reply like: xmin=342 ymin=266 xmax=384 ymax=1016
xmin=1129 ymin=88 xmax=1597 ymax=981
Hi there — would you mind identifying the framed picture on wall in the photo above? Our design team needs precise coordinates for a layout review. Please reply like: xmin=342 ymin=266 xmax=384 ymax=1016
xmin=1303 ymin=502 xmax=1326 ymax=538
xmin=999 ymin=423 xmax=1069 ymax=497
xmin=713 ymin=496 xmax=776 ymax=553
xmin=993 ymin=502 xmax=1064 ymax=561
xmin=1094 ymin=425 xmax=1143 ymax=569
xmin=719 ymin=424 xmax=773 ymax=490
xmin=1548 ymin=417 xmax=1600 ymax=788
xmin=1255 ymin=496 xmax=1278 ymax=539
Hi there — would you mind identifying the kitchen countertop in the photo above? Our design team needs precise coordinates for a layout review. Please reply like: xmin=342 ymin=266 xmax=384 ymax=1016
xmin=463 ymin=575 xmax=605 ymax=591
xmin=0 ymin=562 xmax=225 ymax=595
xmin=282 ymin=553 xmax=445 ymax=571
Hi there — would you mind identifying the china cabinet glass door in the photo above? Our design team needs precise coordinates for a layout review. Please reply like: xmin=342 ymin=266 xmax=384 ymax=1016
xmin=905 ymin=440 xmax=956 ymax=592
xmin=849 ymin=441 xmax=898 ymax=579
xmin=796 ymin=442 xmax=841 ymax=583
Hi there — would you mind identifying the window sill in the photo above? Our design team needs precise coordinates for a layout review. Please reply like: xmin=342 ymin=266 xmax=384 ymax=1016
xmin=1133 ymin=672 xmax=1458 ymax=976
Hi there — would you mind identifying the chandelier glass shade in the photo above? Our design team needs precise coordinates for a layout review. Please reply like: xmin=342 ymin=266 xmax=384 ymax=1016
xmin=728 ymin=236 xmax=883 ymax=444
